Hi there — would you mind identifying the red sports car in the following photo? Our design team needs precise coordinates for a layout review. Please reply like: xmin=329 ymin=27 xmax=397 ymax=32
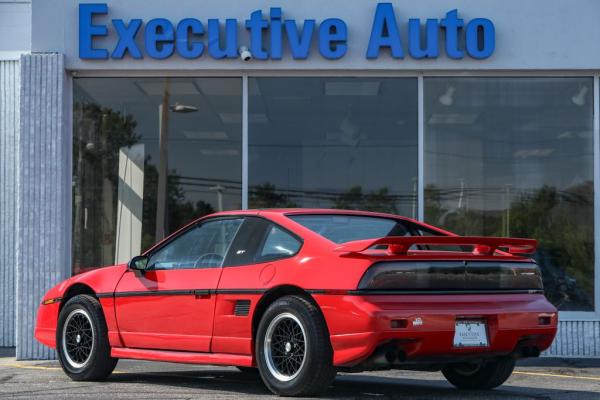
xmin=36 ymin=209 xmax=557 ymax=396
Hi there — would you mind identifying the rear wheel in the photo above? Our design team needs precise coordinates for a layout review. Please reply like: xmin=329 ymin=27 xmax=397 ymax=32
xmin=56 ymin=295 xmax=117 ymax=381
xmin=442 ymin=357 xmax=515 ymax=390
xmin=256 ymin=295 xmax=336 ymax=396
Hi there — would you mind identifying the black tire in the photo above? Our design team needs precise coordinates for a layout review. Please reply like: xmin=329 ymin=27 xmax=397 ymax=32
xmin=442 ymin=357 xmax=515 ymax=390
xmin=255 ymin=295 xmax=336 ymax=396
xmin=56 ymin=294 xmax=118 ymax=381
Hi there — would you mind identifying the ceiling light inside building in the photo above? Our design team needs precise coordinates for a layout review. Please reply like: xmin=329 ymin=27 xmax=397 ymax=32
xmin=571 ymin=85 xmax=589 ymax=106
xmin=557 ymin=131 xmax=575 ymax=139
xmin=439 ymin=86 xmax=456 ymax=106
xmin=170 ymin=103 xmax=198 ymax=113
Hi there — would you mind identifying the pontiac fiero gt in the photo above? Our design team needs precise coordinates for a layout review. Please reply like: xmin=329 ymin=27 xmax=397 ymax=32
xmin=36 ymin=209 xmax=557 ymax=396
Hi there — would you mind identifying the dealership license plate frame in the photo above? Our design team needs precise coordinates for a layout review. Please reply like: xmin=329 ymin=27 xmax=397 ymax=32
xmin=453 ymin=319 xmax=489 ymax=348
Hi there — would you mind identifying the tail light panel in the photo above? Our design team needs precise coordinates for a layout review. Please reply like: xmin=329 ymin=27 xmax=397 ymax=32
xmin=357 ymin=261 xmax=543 ymax=292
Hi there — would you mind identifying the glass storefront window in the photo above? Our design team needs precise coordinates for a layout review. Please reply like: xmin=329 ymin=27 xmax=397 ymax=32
xmin=424 ymin=77 xmax=594 ymax=311
xmin=248 ymin=77 xmax=418 ymax=216
xmin=73 ymin=78 xmax=242 ymax=273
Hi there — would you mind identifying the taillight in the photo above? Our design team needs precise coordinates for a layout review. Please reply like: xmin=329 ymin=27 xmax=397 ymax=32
xmin=357 ymin=261 xmax=543 ymax=291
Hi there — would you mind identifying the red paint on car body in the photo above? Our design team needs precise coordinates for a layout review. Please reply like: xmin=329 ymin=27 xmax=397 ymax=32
xmin=35 ymin=209 xmax=557 ymax=369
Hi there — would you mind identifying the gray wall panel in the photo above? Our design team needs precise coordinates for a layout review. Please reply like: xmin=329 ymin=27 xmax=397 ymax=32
xmin=0 ymin=59 xmax=19 ymax=347
xmin=16 ymin=53 xmax=70 ymax=360
xmin=545 ymin=321 xmax=600 ymax=357
xmin=0 ymin=1 xmax=31 ymax=54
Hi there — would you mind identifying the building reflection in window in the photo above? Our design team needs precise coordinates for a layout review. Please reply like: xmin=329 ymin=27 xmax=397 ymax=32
xmin=72 ymin=78 xmax=242 ymax=273
xmin=248 ymin=77 xmax=418 ymax=216
xmin=424 ymin=77 xmax=594 ymax=311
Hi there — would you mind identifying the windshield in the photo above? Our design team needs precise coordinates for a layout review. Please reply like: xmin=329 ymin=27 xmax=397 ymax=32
xmin=288 ymin=214 xmax=411 ymax=243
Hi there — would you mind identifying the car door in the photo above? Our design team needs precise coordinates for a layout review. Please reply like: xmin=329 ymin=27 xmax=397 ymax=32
xmin=114 ymin=217 xmax=243 ymax=352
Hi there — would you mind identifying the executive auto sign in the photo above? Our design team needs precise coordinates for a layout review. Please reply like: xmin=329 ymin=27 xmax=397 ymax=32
xmin=79 ymin=3 xmax=495 ymax=61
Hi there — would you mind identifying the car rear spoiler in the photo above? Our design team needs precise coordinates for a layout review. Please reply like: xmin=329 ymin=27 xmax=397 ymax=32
xmin=333 ymin=236 xmax=537 ymax=256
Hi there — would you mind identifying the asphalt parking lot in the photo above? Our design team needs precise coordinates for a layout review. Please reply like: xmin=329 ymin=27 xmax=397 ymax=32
xmin=0 ymin=355 xmax=599 ymax=399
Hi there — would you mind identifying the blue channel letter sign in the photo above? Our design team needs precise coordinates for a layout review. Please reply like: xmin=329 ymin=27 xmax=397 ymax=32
xmin=79 ymin=3 xmax=495 ymax=61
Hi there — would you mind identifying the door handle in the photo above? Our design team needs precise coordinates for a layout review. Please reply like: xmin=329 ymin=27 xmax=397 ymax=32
xmin=193 ymin=289 xmax=211 ymax=297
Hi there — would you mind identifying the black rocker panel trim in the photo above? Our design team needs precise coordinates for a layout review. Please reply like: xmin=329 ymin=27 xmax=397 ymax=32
xmin=96 ymin=289 xmax=268 ymax=298
xmin=96 ymin=288 xmax=543 ymax=298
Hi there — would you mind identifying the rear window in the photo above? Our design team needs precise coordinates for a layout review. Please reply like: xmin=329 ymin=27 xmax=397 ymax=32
xmin=288 ymin=214 xmax=409 ymax=243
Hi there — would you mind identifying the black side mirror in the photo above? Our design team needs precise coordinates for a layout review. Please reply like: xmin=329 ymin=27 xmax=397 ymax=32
xmin=128 ymin=255 xmax=149 ymax=271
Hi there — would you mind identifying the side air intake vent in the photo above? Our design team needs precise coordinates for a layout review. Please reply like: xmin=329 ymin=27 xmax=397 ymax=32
xmin=234 ymin=300 xmax=251 ymax=316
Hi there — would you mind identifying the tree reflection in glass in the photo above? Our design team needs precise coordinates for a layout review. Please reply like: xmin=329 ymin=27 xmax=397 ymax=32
xmin=249 ymin=77 xmax=418 ymax=217
xmin=72 ymin=78 xmax=242 ymax=273
xmin=424 ymin=77 xmax=594 ymax=311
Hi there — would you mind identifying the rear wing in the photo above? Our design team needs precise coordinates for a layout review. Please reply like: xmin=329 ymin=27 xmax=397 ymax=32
xmin=333 ymin=236 xmax=537 ymax=256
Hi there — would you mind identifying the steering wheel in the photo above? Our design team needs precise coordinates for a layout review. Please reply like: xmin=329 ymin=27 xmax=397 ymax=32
xmin=194 ymin=253 xmax=224 ymax=268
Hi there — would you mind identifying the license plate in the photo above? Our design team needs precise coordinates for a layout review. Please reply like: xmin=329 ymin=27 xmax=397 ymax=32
xmin=453 ymin=320 xmax=489 ymax=348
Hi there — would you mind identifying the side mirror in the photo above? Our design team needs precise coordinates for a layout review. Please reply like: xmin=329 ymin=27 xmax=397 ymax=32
xmin=128 ymin=255 xmax=149 ymax=271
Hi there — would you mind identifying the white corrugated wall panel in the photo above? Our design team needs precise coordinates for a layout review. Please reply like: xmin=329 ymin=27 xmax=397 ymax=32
xmin=16 ymin=53 xmax=70 ymax=360
xmin=0 ymin=59 xmax=19 ymax=347
xmin=544 ymin=320 xmax=600 ymax=357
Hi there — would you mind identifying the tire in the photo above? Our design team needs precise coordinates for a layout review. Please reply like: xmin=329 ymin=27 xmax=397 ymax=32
xmin=442 ymin=357 xmax=515 ymax=390
xmin=255 ymin=295 xmax=336 ymax=396
xmin=56 ymin=294 xmax=118 ymax=381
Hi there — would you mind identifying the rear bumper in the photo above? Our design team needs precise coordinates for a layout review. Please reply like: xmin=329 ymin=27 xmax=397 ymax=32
xmin=313 ymin=293 xmax=557 ymax=367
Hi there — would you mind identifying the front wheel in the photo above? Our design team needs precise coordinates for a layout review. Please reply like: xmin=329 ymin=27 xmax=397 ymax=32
xmin=56 ymin=294 xmax=117 ymax=381
xmin=256 ymin=295 xmax=336 ymax=396
xmin=442 ymin=357 xmax=515 ymax=390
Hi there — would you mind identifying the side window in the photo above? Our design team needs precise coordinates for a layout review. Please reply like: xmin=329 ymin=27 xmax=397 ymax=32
xmin=147 ymin=218 xmax=242 ymax=270
xmin=257 ymin=225 xmax=302 ymax=262
xmin=224 ymin=217 xmax=270 ymax=267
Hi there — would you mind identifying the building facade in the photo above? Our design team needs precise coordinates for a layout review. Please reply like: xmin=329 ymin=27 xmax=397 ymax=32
xmin=1 ymin=0 xmax=600 ymax=359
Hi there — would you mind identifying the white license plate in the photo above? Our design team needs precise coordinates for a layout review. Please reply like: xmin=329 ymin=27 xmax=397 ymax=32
xmin=453 ymin=320 xmax=489 ymax=348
